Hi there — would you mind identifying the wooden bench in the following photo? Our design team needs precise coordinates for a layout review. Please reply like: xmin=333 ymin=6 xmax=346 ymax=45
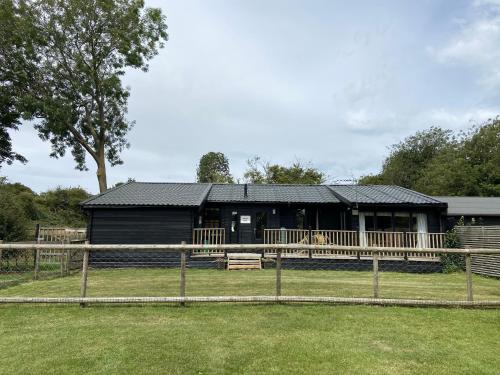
xmin=227 ymin=253 xmax=262 ymax=270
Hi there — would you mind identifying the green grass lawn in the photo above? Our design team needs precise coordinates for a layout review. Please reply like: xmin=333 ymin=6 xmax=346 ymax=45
xmin=0 ymin=269 xmax=499 ymax=374
xmin=0 ymin=304 xmax=499 ymax=374
xmin=1 ymin=268 xmax=499 ymax=301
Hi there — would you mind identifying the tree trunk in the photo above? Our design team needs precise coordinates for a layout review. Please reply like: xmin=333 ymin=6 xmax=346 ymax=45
xmin=96 ymin=155 xmax=107 ymax=193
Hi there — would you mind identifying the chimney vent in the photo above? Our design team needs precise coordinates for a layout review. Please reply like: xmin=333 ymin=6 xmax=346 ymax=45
xmin=244 ymin=183 xmax=248 ymax=198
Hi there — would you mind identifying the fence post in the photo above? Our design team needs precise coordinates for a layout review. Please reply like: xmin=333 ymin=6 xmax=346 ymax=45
xmin=33 ymin=224 xmax=41 ymax=280
xmin=465 ymin=253 xmax=473 ymax=302
xmin=276 ymin=250 xmax=282 ymax=299
xmin=0 ymin=240 xmax=3 ymax=271
xmin=373 ymin=251 xmax=379 ymax=298
xmin=180 ymin=241 xmax=187 ymax=307
xmin=80 ymin=241 xmax=90 ymax=308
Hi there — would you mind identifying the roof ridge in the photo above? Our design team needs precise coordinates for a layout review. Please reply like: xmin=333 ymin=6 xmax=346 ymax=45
xmin=132 ymin=181 xmax=211 ymax=185
xmin=331 ymin=185 xmax=376 ymax=203
xmin=393 ymin=185 xmax=443 ymax=203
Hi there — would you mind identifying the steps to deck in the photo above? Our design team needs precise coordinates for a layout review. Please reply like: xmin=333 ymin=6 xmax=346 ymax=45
xmin=227 ymin=253 xmax=262 ymax=270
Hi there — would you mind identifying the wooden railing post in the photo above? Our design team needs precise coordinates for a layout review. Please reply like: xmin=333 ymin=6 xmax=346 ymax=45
xmin=33 ymin=226 xmax=41 ymax=280
xmin=80 ymin=241 xmax=90 ymax=308
xmin=180 ymin=241 xmax=187 ymax=306
xmin=373 ymin=251 xmax=380 ymax=298
xmin=465 ymin=253 xmax=473 ymax=302
xmin=276 ymin=250 xmax=282 ymax=299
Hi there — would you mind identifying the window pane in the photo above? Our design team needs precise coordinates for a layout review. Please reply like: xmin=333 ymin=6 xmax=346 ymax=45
xmin=411 ymin=216 xmax=417 ymax=232
xmin=231 ymin=211 xmax=238 ymax=232
xmin=365 ymin=215 xmax=375 ymax=231
xmin=394 ymin=216 xmax=410 ymax=232
xmin=204 ymin=208 xmax=220 ymax=228
xmin=377 ymin=215 xmax=392 ymax=231
xmin=296 ymin=209 xmax=306 ymax=229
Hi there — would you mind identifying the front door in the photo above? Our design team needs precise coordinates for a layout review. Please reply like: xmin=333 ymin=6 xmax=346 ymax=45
xmin=238 ymin=213 xmax=253 ymax=244
xmin=253 ymin=210 xmax=268 ymax=244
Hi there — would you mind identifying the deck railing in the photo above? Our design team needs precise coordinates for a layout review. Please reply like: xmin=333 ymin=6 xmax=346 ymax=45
xmin=264 ymin=229 xmax=310 ymax=257
xmin=192 ymin=228 xmax=226 ymax=256
xmin=264 ymin=229 xmax=445 ymax=261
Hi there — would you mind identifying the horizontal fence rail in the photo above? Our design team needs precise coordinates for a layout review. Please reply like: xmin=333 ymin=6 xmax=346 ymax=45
xmin=1 ymin=243 xmax=499 ymax=254
xmin=0 ymin=243 xmax=499 ymax=308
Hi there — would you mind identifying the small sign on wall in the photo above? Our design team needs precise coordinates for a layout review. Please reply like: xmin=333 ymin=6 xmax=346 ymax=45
xmin=240 ymin=215 xmax=251 ymax=224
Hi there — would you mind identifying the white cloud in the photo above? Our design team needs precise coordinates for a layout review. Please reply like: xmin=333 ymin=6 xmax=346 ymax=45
xmin=418 ymin=108 xmax=499 ymax=129
xmin=431 ymin=1 xmax=500 ymax=88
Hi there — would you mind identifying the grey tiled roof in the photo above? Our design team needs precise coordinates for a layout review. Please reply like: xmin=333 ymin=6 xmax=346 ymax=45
xmin=433 ymin=196 xmax=500 ymax=216
xmin=207 ymin=184 xmax=339 ymax=203
xmin=81 ymin=182 xmax=212 ymax=207
xmin=81 ymin=182 xmax=446 ymax=208
xmin=329 ymin=185 xmax=444 ymax=205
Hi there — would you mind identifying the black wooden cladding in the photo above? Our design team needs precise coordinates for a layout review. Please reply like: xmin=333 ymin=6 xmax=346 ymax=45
xmin=90 ymin=207 xmax=194 ymax=244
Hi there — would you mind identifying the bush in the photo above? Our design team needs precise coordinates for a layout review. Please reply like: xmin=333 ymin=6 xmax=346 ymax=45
xmin=0 ymin=189 xmax=29 ymax=241
xmin=442 ymin=218 xmax=465 ymax=273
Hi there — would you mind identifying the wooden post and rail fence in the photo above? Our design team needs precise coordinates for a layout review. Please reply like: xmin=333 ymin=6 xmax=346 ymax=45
xmin=0 ymin=243 xmax=498 ymax=307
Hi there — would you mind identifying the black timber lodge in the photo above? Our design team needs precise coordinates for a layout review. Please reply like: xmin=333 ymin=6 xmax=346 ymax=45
xmin=81 ymin=182 xmax=449 ymax=265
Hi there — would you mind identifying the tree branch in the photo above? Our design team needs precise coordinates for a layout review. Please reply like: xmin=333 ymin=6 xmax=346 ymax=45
xmin=67 ymin=123 xmax=98 ymax=162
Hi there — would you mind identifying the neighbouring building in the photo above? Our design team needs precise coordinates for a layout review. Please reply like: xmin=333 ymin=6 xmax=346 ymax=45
xmin=433 ymin=196 xmax=500 ymax=227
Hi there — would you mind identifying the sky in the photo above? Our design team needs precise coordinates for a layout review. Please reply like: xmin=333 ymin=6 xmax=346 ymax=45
xmin=3 ymin=0 xmax=500 ymax=194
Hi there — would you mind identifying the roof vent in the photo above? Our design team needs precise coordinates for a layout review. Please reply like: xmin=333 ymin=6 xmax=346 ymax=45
xmin=244 ymin=183 xmax=248 ymax=198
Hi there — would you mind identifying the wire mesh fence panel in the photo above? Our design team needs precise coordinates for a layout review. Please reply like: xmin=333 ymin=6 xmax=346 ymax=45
xmin=280 ymin=258 xmax=373 ymax=298
xmin=0 ymin=244 xmax=499 ymax=306
xmin=187 ymin=252 xmax=275 ymax=296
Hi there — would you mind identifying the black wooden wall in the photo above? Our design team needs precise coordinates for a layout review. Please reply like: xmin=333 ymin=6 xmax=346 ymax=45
xmin=89 ymin=207 xmax=194 ymax=244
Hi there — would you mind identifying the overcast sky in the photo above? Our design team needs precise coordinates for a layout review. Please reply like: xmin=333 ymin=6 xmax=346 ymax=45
xmin=4 ymin=0 xmax=500 ymax=194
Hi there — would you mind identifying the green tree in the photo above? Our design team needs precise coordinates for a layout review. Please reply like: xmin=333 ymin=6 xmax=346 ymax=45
xmin=113 ymin=177 xmax=136 ymax=188
xmin=197 ymin=152 xmax=233 ymax=183
xmin=461 ymin=121 xmax=500 ymax=196
xmin=1 ymin=0 xmax=168 ymax=192
xmin=0 ymin=0 xmax=34 ymax=168
xmin=359 ymin=127 xmax=453 ymax=188
xmin=244 ymin=157 xmax=325 ymax=184
xmin=414 ymin=120 xmax=499 ymax=196
xmin=38 ymin=187 xmax=90 ymax=227
xmin=0 ymin=183 xmax=29 ymax=241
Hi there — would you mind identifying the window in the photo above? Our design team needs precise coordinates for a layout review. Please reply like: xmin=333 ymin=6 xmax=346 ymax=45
xmin=203 ymin=208 xmax=220 ymax=228
xmin=296 ymin=209 xmax=306 ymax=229
xmin=255 ymin=212 xmax=267 ymax=240
xmin=231 ymin=211 xmax=238 ymax=233
xmin=411 ymin=215 xmax=418 ymax=232
xmin=364 ymin=212 xmax=375 ymax=231
xmin=394 ymin=212 xmax=410 ymax=232
xmin=376 ymin=212 xmax=392 ymax=232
